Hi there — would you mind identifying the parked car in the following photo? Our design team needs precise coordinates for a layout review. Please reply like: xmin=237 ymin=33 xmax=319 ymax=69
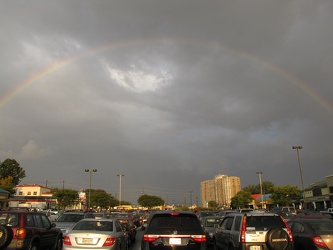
xmin=55 ymin=211 xmax=94 ymax=234
xmin=287 ymin=215 xmax=333 ymax=249
xmin=116 ymin=218 xmax=137 ymax=245
xmin=197 ymin=210 xmax=218 ymax=220
xmin=218 ymin=210 xmax=236 ymax=217
xmin=0 ymin=210 xmax=63 ymax=250
xmin=62 ymin=218 xmax=128 ymax=250
xmin=140 ymin=213 xmax=150 ymax=230
xmin=271 ymin=206 xmax=297 ymax=217
xmin=200 ymin=216 xmax=224 ymax=247
xmin=141 ymin=211 xmax=206 ymax=250
xmin=116 ymin=212 xmax=140 ymax=227
xmin=214 ymin=212 xmax=294 ymax=250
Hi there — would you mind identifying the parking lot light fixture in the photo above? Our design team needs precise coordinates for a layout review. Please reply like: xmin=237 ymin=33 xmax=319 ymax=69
xmin=256 ymin=171 xmax=264 ymax=209
xmin=85 ymin=169 xmax=97 ymax=210
xmin=117 ymin=174 xmax=124 ymax=206
xmin=292 ymin=146 xmax=306 ymax=209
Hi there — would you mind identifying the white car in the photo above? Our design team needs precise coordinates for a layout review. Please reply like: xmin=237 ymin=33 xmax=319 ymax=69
xmin=63 ymin=218 xmax=128 ymax=250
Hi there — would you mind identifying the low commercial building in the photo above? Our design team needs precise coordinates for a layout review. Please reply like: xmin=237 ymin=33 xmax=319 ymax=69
xmin=8 ymin=184 xmax=57 ymax=209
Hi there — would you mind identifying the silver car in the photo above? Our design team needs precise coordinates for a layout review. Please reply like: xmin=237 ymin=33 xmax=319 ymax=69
xmin=63 ymin=218 xmax=128 ymax=250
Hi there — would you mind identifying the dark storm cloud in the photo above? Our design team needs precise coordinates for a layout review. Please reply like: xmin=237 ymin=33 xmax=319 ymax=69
xmin=1 ymin=0 xmax=333 ymax=204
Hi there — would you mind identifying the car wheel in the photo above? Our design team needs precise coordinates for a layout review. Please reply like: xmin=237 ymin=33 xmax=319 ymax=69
xmin=52 ymin=236 xmax=63 ymax=250
xmin=266 ymin=228 xmax=290 ymax=250
xmin=0 ymin=225 xmax=13 ymax=248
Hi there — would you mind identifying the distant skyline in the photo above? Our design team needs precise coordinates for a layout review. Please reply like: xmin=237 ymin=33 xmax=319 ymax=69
xmin=1 ymin=0 xmax=333 ymax=205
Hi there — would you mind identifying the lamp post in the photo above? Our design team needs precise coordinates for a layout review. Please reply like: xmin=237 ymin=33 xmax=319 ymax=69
xmin=117 ymin=174 xmax=124 ymax=206
xmin=256 ymin=172 xmax=264 ymax=209
xmin=85 ymin=169 xmax=97 ymax=211
xmin=292 ymin=146 xmax=306 ymax=209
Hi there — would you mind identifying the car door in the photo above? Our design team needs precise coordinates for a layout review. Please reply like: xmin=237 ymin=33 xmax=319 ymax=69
xmin=221 ymin=216 xmax=235 ymax=250
xmin=289 ymin=221 xmax=312 ymax=249
xmin=216 ymin=216 xmax=234 ymax=250
xmin=33 ymin=213 xmax=57 ymax=248
xmin=115 ymin=220 xmax=127 ymax=250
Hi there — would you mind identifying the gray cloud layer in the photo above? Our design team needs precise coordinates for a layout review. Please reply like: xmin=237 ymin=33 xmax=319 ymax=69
xmin=1 ymin=0 xmax=332 ymax=204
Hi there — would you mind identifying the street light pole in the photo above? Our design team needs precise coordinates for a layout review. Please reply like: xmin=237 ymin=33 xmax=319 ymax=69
xmin=85 ymin=169 xmax=97 ymax=211
xmin=256 ymin=172 xmax=264 ymax=209
xmin=117 ymin=174 xmax=124 ymax=206
xmin=292 ymin=146 xmax=306 ymax=209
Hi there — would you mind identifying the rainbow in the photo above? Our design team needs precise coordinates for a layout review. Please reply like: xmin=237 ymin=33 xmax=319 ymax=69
xmin=1 ymin=38 xmax=332 ymax=115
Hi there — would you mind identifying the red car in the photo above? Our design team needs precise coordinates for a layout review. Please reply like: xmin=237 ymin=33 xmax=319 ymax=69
xmin=0 ymin=210 xmax=63 ymax=250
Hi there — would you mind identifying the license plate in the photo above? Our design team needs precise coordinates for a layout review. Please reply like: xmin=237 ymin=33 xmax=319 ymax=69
xmin=82 ymin=238 xmax=93 ymax=244
xmin=169 ymin=238 xmax=181 ymax=245
xmin=250 ymin=246 xmax=261 ymax=250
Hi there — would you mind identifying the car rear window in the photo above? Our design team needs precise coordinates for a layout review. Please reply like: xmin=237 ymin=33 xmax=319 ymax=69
xmin=0 ymin=212 xmax=20 ymax=227
xmin=57 ymin=213 xmax=84 ymax=222
xmin=205 ymin=218 xmax=222 ymax=227
xmin=149 ymin=214 xmax=202 ymax=232
xmin=308 ymin=220 xmax=333 ymax=232
xmin=246 ymin=216 xmax=285 ymax=230
xmin=73 ymin=220 xmax=113 ymax=231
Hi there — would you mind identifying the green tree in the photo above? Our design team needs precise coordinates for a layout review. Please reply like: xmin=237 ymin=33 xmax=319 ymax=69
xmin=52 ymin=188 xmax=79 ymax=210
xmin=270 ymin=185 xmax=302 ymax=206
xmin=208 ymin=200 xmax=218 ymax=209
xmin=242 ymin=181 xmax=275 ymax=195
xmin=109 ymin=196 xmax=118 ymax=208
xmin=88 ymin=189 xmax=112 ymax=209
xmin=0 ymin=176 xmax=16 ymax=195
xmin=0 ymin=159 xmax=26 ymax=186
xmin=137 ymin=194 xmax=164 ymax=208
xmin=242 ymin=184 xmax=258 ymax=194
xmin=230 ymin=190 xmax=253 ymax=209
xmin=262 ymin=181 xmax=275 ymax=194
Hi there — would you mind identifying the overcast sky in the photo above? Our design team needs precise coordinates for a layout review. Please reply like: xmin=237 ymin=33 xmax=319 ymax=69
xmin=1 ymin=0 xmax=333 ymax=205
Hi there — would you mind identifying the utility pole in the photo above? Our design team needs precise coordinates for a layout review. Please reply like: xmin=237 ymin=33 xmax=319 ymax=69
xmin=292 ymin=146 xmax=306 ymax=209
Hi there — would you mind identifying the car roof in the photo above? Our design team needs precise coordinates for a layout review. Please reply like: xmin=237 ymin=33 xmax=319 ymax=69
xmin=290 ymin=215 xmax=332 ymax=220
xmin=153 ymin=210 xmax=195 ymax=214
xmin=80 ymin=218 xmax=116 ymax=222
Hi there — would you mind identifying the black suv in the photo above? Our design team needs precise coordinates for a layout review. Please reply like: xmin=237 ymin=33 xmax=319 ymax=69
xmin=141 ymin=211 xmax=206 ymax=250
xmin=214 ymin=212 xmax=294 ymax=250
xmin=0 ymin=210 xmax=63 ymax=250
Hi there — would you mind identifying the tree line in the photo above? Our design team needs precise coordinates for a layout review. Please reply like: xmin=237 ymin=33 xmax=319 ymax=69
xmin=0 ymin=158 xmax=165 ymax=209
xmin=1 ymin=158 xmax=302 ymax=210
xmin=230 ymin=181 xmax=302 ymax=209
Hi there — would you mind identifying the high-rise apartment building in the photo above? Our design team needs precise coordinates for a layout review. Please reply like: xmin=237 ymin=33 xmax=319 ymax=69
xmin=200 ymin=174 xmax=241 ymax=208
xmin=200 ymin=179 xmax=216 ymax=207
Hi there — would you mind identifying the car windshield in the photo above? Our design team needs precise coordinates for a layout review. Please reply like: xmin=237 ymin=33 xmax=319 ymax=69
xmin=56 ymin=213 xmax=84 ymax=223
xmin=72 ymin=220 xmax=113 ymax=231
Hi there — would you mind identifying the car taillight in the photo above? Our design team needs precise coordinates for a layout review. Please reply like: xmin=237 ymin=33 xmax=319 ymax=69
xmin=191 ymin=235 xmax=206 ymax=242
xmin=63 ymin=236 xmax=72 ymax=246
xmin=281 ymin=216 xmax=293 ymax=243
xmin=240 ymin=216 xmax=247 ymax=243
xmin=143 ymin=234 xmax=160 ymax=242
xmin=312 ymin=236 xmax=328 ymax=248
xmin=15 ymin=228 xmax=26 ymax=238
xmin=103 ymin=237 xmax=116 ymax=246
